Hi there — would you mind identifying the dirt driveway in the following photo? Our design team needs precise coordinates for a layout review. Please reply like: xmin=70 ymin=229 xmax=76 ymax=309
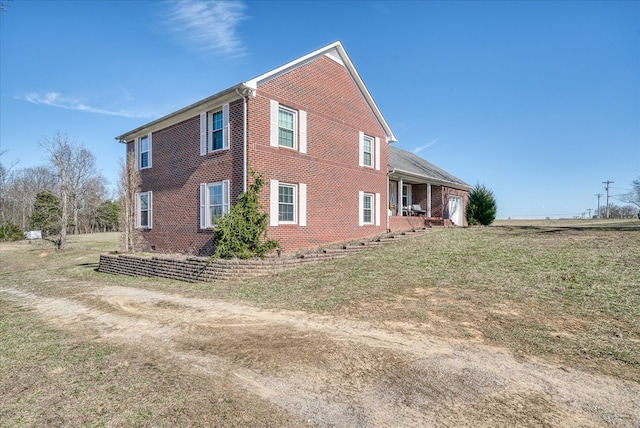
xmin=2 ymin=284 xmax=638 ymax=427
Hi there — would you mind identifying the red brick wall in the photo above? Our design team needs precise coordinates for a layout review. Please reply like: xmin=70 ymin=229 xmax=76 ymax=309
xmin=247 ymin=55 xmax=389 ymax=252
xmin=129 ymin=100 xmax=246 ymax=255
xmin=431 ymin=185 xmax=444 ymax=218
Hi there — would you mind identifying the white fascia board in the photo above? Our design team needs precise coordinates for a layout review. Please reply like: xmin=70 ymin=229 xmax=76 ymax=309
xmin=243 ymin=41 xmax=397 ymax=143
xmin=116 ymin=85 xmax=251 ymax=143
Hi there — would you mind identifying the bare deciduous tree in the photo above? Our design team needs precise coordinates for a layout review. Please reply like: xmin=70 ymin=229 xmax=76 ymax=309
xmin=1 ymin=165 xmax=57 ymax=230
xmin=41 ymin=131 xmax=97 ymax=249
xmin=118 ymin=150 xmax=141 ymax=252
xmin=617 ymin=177 xmax=640 ymax=210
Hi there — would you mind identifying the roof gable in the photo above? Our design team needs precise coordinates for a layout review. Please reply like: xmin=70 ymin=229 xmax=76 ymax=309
xmin=389 ymin=146 xmax=471 ymax=190
xmin=246 ymin=41 xmax=395 ymax=142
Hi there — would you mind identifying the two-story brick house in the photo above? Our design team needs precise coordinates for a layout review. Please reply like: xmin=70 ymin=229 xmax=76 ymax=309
xmin=117 ymin=41 xmax=471 ymax=255
xmin=117 ymin=41 xmax=399 ymax=254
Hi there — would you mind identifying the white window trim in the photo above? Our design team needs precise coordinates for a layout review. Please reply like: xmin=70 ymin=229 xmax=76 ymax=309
xmin=363 ymin=192 xmax=374 ymax=225
xmin=199 ymin=180 xmax=230 ymax=229
xmin=279 ymin=183 xmax=297 ymax=224
xmin=135 ymin=191 xmax=153 ymax=229
xmin=270 ymin=100 xmax=307 ymax=153
xmin=270 ymin=180 xmax=307 ymax=226
xmin=359 ymin=191 xmax=380 ymax=226
xmin=134 ymin=133 xmax=152 ymax=170
xmin=200 ymin=103 xmax=229 ymax=155
xmin=359 ymin=132 xmax=379 ymax=170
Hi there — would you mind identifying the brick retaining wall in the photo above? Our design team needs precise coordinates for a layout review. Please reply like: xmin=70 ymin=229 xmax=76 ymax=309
xmin=98 ymin=227 xmax=443 ymax=283
xmin=98 ymin=252 xmax=342 ymax=282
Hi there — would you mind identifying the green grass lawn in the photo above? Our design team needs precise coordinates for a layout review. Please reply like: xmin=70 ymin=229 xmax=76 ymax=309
xmin=2 ymin=221 xmax=639 ymax=383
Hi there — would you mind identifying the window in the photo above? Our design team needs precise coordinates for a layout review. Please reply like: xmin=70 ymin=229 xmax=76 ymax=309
xmin=200 ymin=104 xmax=229 ymax=155
xmin=359 ymin=132 xmax=379 ymax=169
xmin=362 ymin=136 xmax=373 ymax=167
xmin=278 ymin=107 xmax=296 ymax=148
xmin=402 ymin=184 xmax=412 ymax=208
xmin=270 ymin=100 xmax=307 ymax=153
xmin=199 ymin=180 xmax=230 ymax=228
xmin=278 ymin=184 xmax=296 ymax=222
xmin=270 ymin=180 xmax=307 ymax=226
xmin=362 ymin=193 xmax=373 ymax=224
xmin=134 ymin=133 xmax=152 ymax=170
xmin=209 ymin=110 xmax=224 ymax=151
xmin=140 ymin=136 xmax=149 ymax=168
xmin=359 ymin=191 xmax=380 ymax=226
xmin=135 ymin=191 xmax=152 ymax=229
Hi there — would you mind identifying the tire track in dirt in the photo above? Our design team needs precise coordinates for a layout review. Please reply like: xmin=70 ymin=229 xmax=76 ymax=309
xmin=2 ymin=286 xmax=639 ymax=427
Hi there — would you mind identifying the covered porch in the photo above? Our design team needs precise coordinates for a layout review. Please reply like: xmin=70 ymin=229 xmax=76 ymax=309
xmin=387 ymin=146 xmax=472 ymax=232
xmin=387 ymin=178 xmax=460 ymax=231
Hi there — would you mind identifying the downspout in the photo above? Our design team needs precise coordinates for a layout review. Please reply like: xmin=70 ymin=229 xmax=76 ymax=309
xmin=235 ymin=88 xmax=248 ymax=193
xmin=387 ymin=169 xmax=395 ymax=232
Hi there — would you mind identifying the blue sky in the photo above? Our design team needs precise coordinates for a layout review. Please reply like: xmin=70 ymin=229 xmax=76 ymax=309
xmin=1 ymin=0 xmax=638 ymax=219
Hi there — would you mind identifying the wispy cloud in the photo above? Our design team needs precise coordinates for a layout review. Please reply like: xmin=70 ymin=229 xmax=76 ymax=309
xmin=413 ymin=139 xmax=439 ymax=153
xmin=164 ymin=0 xmax=247 ymax=58
xmin=19 ymin=92 xmax=155 ymax=118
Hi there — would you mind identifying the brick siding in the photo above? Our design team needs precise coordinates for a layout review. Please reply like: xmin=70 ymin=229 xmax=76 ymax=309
xmin=129 ymin=53 xmax=391 ymax=255
xmin=250 ymin=56 xmax=389 ymax=252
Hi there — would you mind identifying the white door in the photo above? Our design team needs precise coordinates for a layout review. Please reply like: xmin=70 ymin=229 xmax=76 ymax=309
xmin=448 ymin=196 xmax=463 ymax=226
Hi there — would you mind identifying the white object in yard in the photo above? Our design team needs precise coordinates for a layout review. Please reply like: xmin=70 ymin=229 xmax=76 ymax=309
xmin=24 ymin=230 xmax=42 ymax=240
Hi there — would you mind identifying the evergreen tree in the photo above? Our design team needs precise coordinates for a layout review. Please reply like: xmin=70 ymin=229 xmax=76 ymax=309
xmin=0 ymin=220 xmax=23 ymax=241
xmin=96 ymin=200 xmax=120 ymax=232
xmin=211 ymin=171 xmax=279 ymax=259
xmin=466 ymin=183 xmax=497 ymax=226
xmin=29 ymin=191 xmax=62 ymax=236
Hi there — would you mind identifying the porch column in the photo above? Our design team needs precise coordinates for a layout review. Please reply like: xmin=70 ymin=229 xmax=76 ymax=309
xmin=397 ymin=178 xmax=403 ymax=216
xmin=427 ymin=183 xmax=431 ymax=217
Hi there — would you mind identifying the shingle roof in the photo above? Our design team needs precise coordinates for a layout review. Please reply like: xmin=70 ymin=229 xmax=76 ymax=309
xmin=389 ymin=146 xmax=471 ymax=190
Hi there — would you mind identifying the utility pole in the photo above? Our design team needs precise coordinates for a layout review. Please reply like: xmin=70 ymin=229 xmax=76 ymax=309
xmin=586 ymin=208 xmax=592 ymax=218
xmin=602 ymin=181 xmax=614 ymax=218
xmin=595 ymin=193 xmax=602 ymax=218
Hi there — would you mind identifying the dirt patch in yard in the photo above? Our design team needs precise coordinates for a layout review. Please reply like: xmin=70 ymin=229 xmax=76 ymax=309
xmin=2 ymin=285 xmax=638 ymax=427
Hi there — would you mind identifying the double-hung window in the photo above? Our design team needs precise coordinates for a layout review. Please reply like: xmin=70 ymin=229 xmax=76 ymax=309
xmin=135 ymin=191 xmax=153 ymax=229
xmin=362 ymin=135 xmax=373 ymax=167
xmin=359 ymin=132 xmax=380 ymax=170
xmin=362 ymin=193 xmax=373 ymax=224
xmin=359 ymin=191 xmax=380 ymax=226
xmin=134 ymin=133 xmax=152 ymax=170
xmin=199 ymin=180 xmax=230 ymax=228
xmin=209 ymin=110 xmax=224 ymax=151
xmin=270 ymin=100 xmax=307 ymax=153
xmin=270 ymin=180 xmax=307 ymax=226
xmin=278 ymin=107 xmax=296 ymax=148
xmin=200 ymin=104 xmax=229 ymax=155
xmin=278 ymin=184 xmax=296 ymax=223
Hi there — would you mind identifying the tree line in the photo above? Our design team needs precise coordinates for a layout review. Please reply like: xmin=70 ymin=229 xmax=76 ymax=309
xmin=1 ymin=132 xmax=119 ymax=245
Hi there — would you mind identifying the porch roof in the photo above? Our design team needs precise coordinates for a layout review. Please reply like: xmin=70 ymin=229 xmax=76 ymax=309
xmin=389 ymin=146 xmax=472 ymax=191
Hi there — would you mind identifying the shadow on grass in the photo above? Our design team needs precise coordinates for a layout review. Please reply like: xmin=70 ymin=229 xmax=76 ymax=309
xmin=76 ymin=262 xmax=100 ymax=270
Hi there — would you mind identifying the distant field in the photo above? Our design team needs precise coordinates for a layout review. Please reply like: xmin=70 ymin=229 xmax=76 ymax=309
xmin=495 ymin=218 xmax=639 ymax=227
